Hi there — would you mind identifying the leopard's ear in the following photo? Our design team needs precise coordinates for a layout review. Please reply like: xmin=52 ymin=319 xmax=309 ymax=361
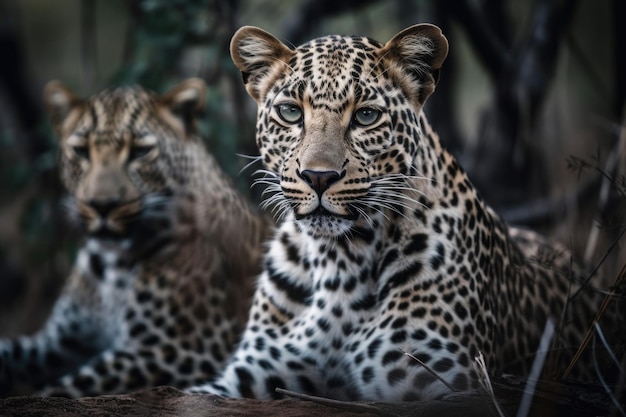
xmin=380 ymin=24 xmax=449 ymax=106
xmin=43 ymin=81 xmax=83 ymax=136
xmin=230 ymin=26 xmax=295 ymax=102
xmin=159 ymin=78 xmax=206 ymax=136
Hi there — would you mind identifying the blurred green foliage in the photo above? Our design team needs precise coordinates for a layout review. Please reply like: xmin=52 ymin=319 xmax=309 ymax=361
xmin=114 ymin=0 xmax=211 ymax=89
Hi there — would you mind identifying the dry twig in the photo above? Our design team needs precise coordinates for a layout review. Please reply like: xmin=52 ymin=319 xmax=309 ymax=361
xmin=563 ymin=263 xmax=626 ymax=378
xmin=275 ymin=388 xmax=390 ymax=415
xmin=473 ymin=352 xmax=507 ymax=417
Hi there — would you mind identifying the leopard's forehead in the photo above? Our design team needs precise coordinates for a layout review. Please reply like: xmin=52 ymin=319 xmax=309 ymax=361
xmin=82 ymin=87 xmax=155 ymax=130
xmin=280 ymin=35 xmax=386 ymax=109
xmin=68 ymin=86 xmax=159 ymax=149
xmin=294 ymin=34 xmax=382 ymax=74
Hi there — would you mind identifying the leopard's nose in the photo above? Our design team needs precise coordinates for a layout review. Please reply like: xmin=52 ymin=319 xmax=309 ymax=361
xmin=88 ymin=199 xmax=119 ymax=217
xmin=299 ymin=170 xmax=342 ymax=196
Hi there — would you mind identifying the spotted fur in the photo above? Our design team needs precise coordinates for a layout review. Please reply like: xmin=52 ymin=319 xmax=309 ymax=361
xmin=0 ymin=79 xmax=271 ymax=397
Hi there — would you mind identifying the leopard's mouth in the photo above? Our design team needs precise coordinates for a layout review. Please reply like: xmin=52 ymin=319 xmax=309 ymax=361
xmin=84 ymin=216 xmax=141 ymax=239
xmin=77 ymin=200 xmax=143 ymax=237
xmin=89 ymin=227 xmax=128 ymax=239
xmin=294 ymin=206 xmax=358 ymax=222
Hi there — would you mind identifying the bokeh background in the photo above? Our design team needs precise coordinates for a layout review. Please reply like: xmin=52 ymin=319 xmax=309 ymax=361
xmin=0 ymin=0 xmax=624 ymax=340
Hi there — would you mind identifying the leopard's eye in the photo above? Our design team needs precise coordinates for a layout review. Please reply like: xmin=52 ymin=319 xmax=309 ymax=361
xmin=128 ymin=145 xmax=155 ymax=161
xmin=353 ymin=107 xmax=381 ymax=127
xmin=276 ymin=103 xmax=303 ymax=124
xmin=129 ymin=134 xmax=157 ymax=161
xmin=72 ymin=145 xmax=90 ymax=160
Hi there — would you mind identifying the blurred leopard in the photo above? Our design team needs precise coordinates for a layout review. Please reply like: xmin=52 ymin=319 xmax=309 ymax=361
xmin=0 ymin=79 xmax=271 ymax=397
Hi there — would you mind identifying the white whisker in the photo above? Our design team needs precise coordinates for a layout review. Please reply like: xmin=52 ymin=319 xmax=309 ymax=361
xmin=365 ymin=48 xmax=394 ymax=80
xmin=255 ymin=181 xmax=281 ymax=190
xmin=362 ymin=201 xmax=410 ymax=220
xmin=356 ymin=203 xmax=389 ymax=222
xmin=371 ymin=173 xmax=433 ymax=185
xmin=354 ymin=206 xmax=376 ymax=228
xmin=366 ymin=190 xmax=422 ymax=207
xmin=370 ymin=188 xmax=426 ymax=202
xmin=237 ymin=154 xmax=263 ymax=175
xmin=250 ymin=169 xmax=292 ymax=223
xmin=366 ymin=198 xmax=413 ymax=214
xmin=252 ymin=168 xmax=280 ymax=178
xmin=368 ymin=192 xmax=427 ymax=211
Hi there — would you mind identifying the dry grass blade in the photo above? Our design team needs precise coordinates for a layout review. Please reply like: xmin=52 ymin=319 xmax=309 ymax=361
xmin=594 ymin=322 xmax=624 ymax=371
xmin=563 ymin=263 xmax=626 ymax=379
xmin=517 ymin=318 xmax=555 ymax=417
xmin=473 ymin=352 xmax=507 ymax=417
xmin=402 ymin=350 xmax=456 ymax=392
xmin=275 ymin=388 xmax=390 ymax=415
xmin=591 ymin=329 xmax=626 ymax=416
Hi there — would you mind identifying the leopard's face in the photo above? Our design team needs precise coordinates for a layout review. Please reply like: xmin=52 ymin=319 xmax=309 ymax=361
xmin=232 ymin=25 xmax=448 ymax=238
xmin=45 ymin=79 xmax=206 ymax=237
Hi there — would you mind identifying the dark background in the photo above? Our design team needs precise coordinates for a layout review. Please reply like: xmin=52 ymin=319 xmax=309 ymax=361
xmin=0 ymin=0 xmax=624 ymax=341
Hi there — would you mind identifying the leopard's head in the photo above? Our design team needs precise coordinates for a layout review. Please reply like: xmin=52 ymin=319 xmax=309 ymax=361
xmin=44 ymin=79 xmax=206 ymax=237
xmin=230 ymin=24 xmax=448 ymax=238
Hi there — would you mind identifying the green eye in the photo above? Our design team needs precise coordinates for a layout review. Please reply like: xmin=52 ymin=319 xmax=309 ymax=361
xmin=276 ymin=103 xmax=303 ymax=124
xmin=353 ymin=107 xmax=381 ymax=126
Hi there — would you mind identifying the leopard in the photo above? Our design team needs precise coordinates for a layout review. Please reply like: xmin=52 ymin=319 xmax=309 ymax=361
xmin=0 ymin=78 xmax=272 ymax=397
xmin=187 ymin=24 xmax=619 ymax=402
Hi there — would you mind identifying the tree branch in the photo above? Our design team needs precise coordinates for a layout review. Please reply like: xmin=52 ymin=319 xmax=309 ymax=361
xmin=464 ymin=0 xmax=581 ymax=207
xmin=512 ymin=0 xmax=579 ymax=122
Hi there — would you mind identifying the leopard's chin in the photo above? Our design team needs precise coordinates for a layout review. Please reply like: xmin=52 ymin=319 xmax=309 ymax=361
xmin=296 ymin=208 xmax=356 ymax=238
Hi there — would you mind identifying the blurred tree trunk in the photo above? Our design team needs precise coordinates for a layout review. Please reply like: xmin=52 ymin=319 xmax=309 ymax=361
xmin=425 ymin=1 xmax=463 ymax=157
xmin=219 ymin=0 xmax=253 ymax=157
xmin=614 ymin=0 xmax=626 ymax=121
xmin=450 ymin=0 xmax=579 ymax=209
xmin=0 ymin=2 xmax=69 ymax=335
